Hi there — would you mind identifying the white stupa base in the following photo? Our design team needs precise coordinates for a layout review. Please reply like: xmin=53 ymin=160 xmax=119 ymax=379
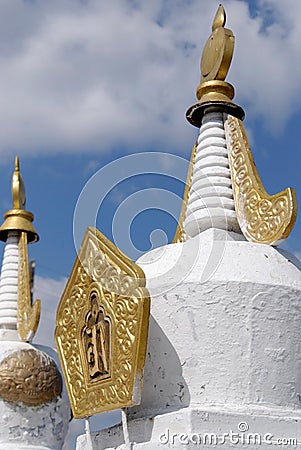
xmin=76 ymin=405 xmax=301 ymax=449
xmin=0 ymin=328 xmax=19 ymax=341
xmin=0 ymin=341 xmax=70 ymax=450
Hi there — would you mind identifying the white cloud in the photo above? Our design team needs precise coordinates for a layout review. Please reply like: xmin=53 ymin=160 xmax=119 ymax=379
xmin=0 ymin=0 xmax=300 ymax=159
xmin=228 ymin=0 xmax=301 ymax=131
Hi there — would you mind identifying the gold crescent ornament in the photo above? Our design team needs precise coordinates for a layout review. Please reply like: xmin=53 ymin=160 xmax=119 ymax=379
xmin=200 ymin=4 xmax=234 ymax=84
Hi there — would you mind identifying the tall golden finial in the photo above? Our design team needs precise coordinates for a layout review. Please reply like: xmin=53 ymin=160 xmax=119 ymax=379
xmin=186 ymin=4 xmax=244 ymax=127
xmin=200 ymin=4 xmax=232 ymax=84
xmin=0 ymin=157 xmax=40 ymax=342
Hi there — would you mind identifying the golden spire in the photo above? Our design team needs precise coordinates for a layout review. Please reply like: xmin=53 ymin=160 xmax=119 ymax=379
xmin=0 ymin=156 xmax=38 ymax=243
xmin=186 ymin=3 xmax=244 ymax=127
xmin=0 ymin=157 xmax=40 ymax=342
xmin=174 ymin=4 xmax=297 ymax=246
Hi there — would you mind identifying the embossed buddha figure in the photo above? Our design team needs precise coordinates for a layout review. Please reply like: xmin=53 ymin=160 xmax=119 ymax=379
xmin=83 ymin=291 xmax=111 ymax=381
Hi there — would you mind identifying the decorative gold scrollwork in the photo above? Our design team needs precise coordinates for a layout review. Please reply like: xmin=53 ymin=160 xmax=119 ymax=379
xmin=225 ymin=115 xmax=297 ymax=245
xmin=55 ymin=227 xmax=150 ymax=418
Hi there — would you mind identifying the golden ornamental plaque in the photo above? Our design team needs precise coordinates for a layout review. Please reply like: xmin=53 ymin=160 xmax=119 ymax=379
xmin=55 ymin=227 xmax=150 ymax=418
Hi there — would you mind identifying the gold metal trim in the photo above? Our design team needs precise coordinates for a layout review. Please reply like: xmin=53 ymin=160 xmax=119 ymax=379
xmin=55 ymin=227 xmax=150 ymax=418
xmin=18 ymin=231 xmax=41 ymax=342
xmin=173 ymin=143 xmax=197 ymax=243
xmin=225 ymin=115 xmax=297 ymax=245
xmin=196 ymin=80 xmax=234 ymax=105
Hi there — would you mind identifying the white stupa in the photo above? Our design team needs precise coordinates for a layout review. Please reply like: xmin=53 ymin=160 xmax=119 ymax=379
xmin=0 ymin=157 xmax=70 ymax=450
xmin=75 ymin=5 xmax=301 ymax=449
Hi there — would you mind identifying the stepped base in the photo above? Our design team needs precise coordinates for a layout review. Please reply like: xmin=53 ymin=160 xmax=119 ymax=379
xmin=76 ymin=405 xmax=301 ymax=449
xmin=77 ymin=229 xmax=301 ymax=450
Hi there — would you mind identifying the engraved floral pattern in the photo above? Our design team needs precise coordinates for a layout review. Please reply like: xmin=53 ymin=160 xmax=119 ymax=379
xmin=0 ymin=348 xmax=62 ymax=406
xmin=225 ymin=115 xmax=296 ymax=245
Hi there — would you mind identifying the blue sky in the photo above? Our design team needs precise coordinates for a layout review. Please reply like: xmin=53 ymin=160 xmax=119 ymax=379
xmin=0 ymin=0 xmax=300 ymax=447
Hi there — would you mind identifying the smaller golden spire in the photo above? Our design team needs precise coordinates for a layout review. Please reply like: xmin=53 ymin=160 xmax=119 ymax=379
xmin=0 ymin=156 xmax=38 ymax=243
xmin=12 ymin=155 xmax=26 ymax=210
xmin=0 ymin=157 xmax=40 ymax=342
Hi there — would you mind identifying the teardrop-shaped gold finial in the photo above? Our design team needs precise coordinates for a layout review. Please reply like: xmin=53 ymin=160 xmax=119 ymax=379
xmin=212 ymin=4 xmax=226 ymax=31
xmin=12 ymin=155 xmax=26 ymax=210
xmin=15 ymin=155 xmax=20 ymax=172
